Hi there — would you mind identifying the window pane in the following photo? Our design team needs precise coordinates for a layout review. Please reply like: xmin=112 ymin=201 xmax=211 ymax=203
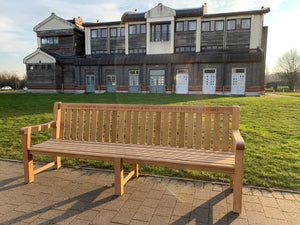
xmin=241 ymin=19 xmax=251 ymax=29
xmin=176 ymin=22 xmax=184 ymax=31
xmin=41 ymin=38 xmax=47 ymax=45
xmin=48 ymin=37 xmax=53 ymax=44
xmin=91 ymin=29 xmax=98 ymax=38
xmin=53 ymin=37 xmax=58 ymax=44
xmin=201 ymin=22 xmax=210 ymax=31
xmin=227 ymin=20 xmax=236 ymax=30
xmin=129 ymin=25 xmax=136 ymax=34
xmin=120 ymin=27 xmax=125 ymax=36
xmin=215 ymin=21 xmax=224 ymax=31
xmin=210 ymin=21 xmax=215 ymax=31
xmin=162 ymin=24 xmax=168 ymax=41
xmin=236 ymin=19 xmax=241 ymax=30
xmin=110 ymin=28 xmax=117 ymax=37
xmin=136 ymin=24 xmax=140 ymax=34
xmin=140 ymin=24 xmax=146 ymax=33
xmin=188 ymin=21 xmax=196 ymax=31
xmin=101 ymin=28 xmax=107 ymax=37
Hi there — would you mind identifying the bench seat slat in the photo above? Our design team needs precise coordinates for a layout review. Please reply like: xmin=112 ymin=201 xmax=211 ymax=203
xmin=29 ymin=140 xmax=235 ymax=171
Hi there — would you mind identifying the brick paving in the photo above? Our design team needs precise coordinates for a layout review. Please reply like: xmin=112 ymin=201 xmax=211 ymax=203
xmin=0 ymin=160 xmax=299 ymax=225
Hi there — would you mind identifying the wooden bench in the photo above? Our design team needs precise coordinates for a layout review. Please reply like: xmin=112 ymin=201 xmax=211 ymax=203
xmin=20 ymin=102 xmax=245 ymax=213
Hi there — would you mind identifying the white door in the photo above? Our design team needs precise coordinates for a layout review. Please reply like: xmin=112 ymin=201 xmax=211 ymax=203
xmin=231 ymin=68 xmax=246 ymax=95
xmin=176 ymin=74 xmax=189 ymax=94
xmin=203 ymin=69 xmax=216 ymax=94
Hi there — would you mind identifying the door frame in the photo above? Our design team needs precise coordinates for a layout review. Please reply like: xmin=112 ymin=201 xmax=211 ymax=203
xmin=202 ymin=68 xmax=216 ymax=95
xmin=231 ymin=68 xmax=246 ymax=95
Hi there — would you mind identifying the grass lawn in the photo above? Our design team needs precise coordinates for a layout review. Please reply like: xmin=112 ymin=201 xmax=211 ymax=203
xmin=0 ymin=93 xmax=299 ymax=190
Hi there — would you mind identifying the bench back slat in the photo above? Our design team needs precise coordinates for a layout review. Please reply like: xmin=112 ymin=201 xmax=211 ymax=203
xmin=56 ymin=103 xmax=237 ymax=151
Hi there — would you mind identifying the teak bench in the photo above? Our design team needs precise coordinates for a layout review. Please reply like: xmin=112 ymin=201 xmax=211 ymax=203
xmin=20 ymin=102 xmax=245 ymax=213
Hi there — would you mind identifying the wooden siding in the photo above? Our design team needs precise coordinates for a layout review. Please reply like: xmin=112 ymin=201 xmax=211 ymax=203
xmin=201 ymin=31 xmax=224 ymax=46
xmin=226 ymin=30 xmax=250 ymax=45
xmin=175 ymin=32 xmax=196 ymax=47
xmin=91 ymin=38 xmax=107 ymax=51
xmin=128 ymin=34 xmax=146 ymax=49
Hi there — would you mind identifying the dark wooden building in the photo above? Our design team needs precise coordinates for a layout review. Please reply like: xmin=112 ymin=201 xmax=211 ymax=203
xmin=24 ymin=4 xmax=270 ymax=96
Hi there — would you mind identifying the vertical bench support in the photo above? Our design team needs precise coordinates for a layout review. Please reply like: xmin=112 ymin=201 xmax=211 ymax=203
xmin=131 ymin=164 xmax=139 ymax=178
xmin=52 ymin=102 xmax=62 ymax=169
xmin=115 ymin=158 xmax=124 ymax=196
xmin=22 ymin=128 xmax=34 ymax=183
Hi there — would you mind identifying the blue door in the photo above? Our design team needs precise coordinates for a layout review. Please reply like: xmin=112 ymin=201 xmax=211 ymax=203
xmin=150 ymin=70 xmax=165 ymax=94
xmin=85 ymin=71 xmax=95 ymax=93
xmin=106 ymin=74 xmax=116 ymax=93
xmin=129 ymin=70 xmax=139 ymax=93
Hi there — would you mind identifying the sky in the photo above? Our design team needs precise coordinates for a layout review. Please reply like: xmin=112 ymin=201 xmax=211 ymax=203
xmin=0 ymin=0 xmax=299 ymax=77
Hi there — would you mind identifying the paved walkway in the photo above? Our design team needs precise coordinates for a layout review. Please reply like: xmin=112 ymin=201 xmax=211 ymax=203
xmin=0 ymin=160 xmax=299 ymax=225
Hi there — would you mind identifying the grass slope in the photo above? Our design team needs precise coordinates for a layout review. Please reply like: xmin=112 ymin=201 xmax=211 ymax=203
xmin=0 ymin=93 xmax=299 ymax=190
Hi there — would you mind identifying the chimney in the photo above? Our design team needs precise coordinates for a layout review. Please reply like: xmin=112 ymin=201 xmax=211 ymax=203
xmin=203 ymin=3 xmax=207 ymax=14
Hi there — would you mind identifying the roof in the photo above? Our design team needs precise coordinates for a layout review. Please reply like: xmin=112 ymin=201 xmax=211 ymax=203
xmin=83 ymin=21 xmax=122 ymax=27
xmin=203 ymin=7 xmax=270 ymax=18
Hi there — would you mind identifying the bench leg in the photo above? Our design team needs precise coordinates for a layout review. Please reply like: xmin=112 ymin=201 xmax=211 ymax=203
xmin=53 ymin=156 xmax=61 ymax=169
xmin=114 ymin=158 xmax=124 ymax=196
xmin=233 ymin=150 xmax=244 ymax=214
xmin=230 ymin=174 xmax=234 ymax=189
xmin=131 ymin=164 xmax=139 ymax=178
xmin=23 ymin=153 xmax=34 ymax=183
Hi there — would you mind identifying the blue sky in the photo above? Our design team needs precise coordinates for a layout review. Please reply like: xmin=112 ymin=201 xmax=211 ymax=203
xmin=0 ymin=0 xmax=299 ymax=76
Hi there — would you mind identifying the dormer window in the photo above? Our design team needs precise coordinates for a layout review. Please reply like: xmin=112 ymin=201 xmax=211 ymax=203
xmin=151 ymin=23 xmax=171 ymax=42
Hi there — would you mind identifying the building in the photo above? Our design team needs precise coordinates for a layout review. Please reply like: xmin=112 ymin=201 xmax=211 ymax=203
xmin=23 ymin=3 xmax=270 ymax=96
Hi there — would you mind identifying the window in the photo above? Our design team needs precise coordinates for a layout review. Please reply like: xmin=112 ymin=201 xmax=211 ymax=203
xmin=201 ymin=45 xmax=223 ymax=51
xmin=110 ymin=28 xmax=117 ymax=37
xmin=151 ymin=23 xmax=170 ymax=42
xmin=100 ymin=28 xmax=107 ymax=37
xmin=29 ymin=65 xmax=34 ymax=70
xmin=176 ymin=20 xmax=196 ymax=32
xmin=110 ymin=49 xmax=125 ymax=54
xmin=129 ymin=24 xmax=146 ymax=35
xmin=201 ymin=21 xmax=210 ymax=32
xmin=129 ymin=48 xmax=146 ymax=54
xmin=202 ymin=20 xmax=224 ymax=32
xmin=110 ymin=27 xmax=125 ymax=37
xmin=241 ymin=19 xmax=251 ymax=29
xmin=175 ymin=46 xmax=196 ymax=53
xmin=227 ymin=19 xmax=251 ymax=30
xmin=41 ymin=37 xmax=58 ymax=45
xmin=91 ymin=29 xmax=98 ymax=38
xmin=227 ymin=20 xmax=236 ymax=30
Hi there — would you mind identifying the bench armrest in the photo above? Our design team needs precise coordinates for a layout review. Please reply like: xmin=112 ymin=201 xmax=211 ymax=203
xmin=232 ymin=130 xmax=245 ymax=151
xmin=19 ymin=121 xmax=56 ymax=135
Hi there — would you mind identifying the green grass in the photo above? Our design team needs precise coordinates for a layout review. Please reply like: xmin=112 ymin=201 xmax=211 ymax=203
xmin=274 ymin=92 xmax=300 ymax=97
xmin=0 ymin=93 xmax=299 ymax=190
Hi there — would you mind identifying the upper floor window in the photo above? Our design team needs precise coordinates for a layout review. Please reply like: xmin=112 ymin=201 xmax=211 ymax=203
xmin=110 ymin=27 xmax=125 ymax=38
xmin=129 ymin=24 xmax=146 ymax=35
xmin=175 ymin=46 xmax=196 ymax=53
xmin=91 ymin=28 xmax=107 ymax=38
xmin=227 ymin=18 xmax=251 ymax=30
xmin=176 ymin=20 xmax=197 ymax=32
xmin=151 ymin=23 xmax=171 ymax=42
xmin=201 ymin=20 xmax=224 ymax=32
xmin=41 ymin=37 xmax=58 ymax=45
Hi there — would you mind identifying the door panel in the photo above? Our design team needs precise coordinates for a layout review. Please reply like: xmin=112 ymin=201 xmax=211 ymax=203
xmin=85 ymin=72 xmax=95 ymax=93
xmin=231 ymin=68 xmax=246 ymax=95
xmin=106 ymin=75 xmax=116 ymax=93
xmin=176 ymin=74 xmax=189 ymax=94
xmin=203 ymin=69 xmax=216 ymax=94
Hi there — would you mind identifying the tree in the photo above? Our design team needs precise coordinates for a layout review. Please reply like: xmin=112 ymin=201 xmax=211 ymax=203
xmin=274 ymin=49 xmax=300 ymax=91
xmin=0 ymin=70 xmax=27 ymax=89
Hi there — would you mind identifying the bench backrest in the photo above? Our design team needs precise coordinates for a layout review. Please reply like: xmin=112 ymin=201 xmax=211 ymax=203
xmin=52 ymin=102 xmax=239 ymax=151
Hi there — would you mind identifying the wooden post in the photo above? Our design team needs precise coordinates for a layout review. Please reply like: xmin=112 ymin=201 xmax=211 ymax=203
xmin=22 ymin=129 xmax=34 ymax=183
xmin=233 ymin=148 xmax=244 ymax=213
xmin=52 ymin=102 xmax=61 ymax=169
xmin=114 ymin=158 xmax=124 ymax=196
xmin=131 ymin=164 xmax=139 ymax=178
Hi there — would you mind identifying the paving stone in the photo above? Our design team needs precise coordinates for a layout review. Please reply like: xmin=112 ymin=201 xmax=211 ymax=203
xmin=282 ymin=192 xmax=295 ymax=200
xmin=142 ymin=198 xmax=159 ymax=208
xmin=132 ymin=206 xmax=155 ymax=222
xmin=251 ymin=189 xmax=263 ymax=196
xmin=263 ymin=206 xmax=285 ymax=220
xmin=169 ymin=215 xmax=189 ymax=225
xmin=149 ymin=215 xmax=170 ymax=225
xmin=283 ymin=212 xmax=300 ymax=225
xmin=292 ymin=193 xmax=300 ymax=201
xmin=91 ymin=209 xmax=117 ymax=225
xmin=173 ymin=202 xmax=192 ymax=217
xmin=277 ymin=199 xmax=299 ymax=213
xmin=154 ymin=206 xmax=173 ymax=217
xmin=259 ymin=196 xmax=279 ymax=207
xmin=246 ymin=211 xmax=268 ymax=225
xmin=272 ymin=191 xmax=284 ymax=199
xmin=244 ymin=201 xmax=264 ymax=212
xmin=267 ymin=218 xmax=289 ymax=225
xmin=129 ymin=220 xmax=149 ymax=225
